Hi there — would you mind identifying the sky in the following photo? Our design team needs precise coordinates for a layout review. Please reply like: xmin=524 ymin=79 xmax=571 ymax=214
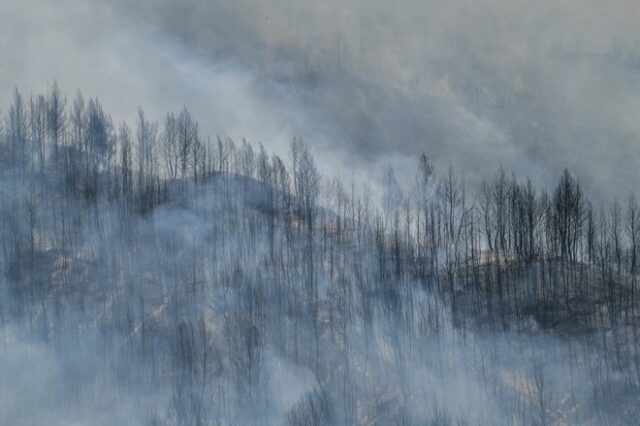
xmin=1 ymin=0 xmax=639 ymax=200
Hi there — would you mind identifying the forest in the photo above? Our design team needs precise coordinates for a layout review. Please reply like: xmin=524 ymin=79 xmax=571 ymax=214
xmin=1 ymin=85 xmax=639 ymax=425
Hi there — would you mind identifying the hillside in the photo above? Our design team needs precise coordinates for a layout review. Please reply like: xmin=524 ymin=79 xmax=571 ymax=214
xmin=1 ymin=88 xmax=639 ymax=425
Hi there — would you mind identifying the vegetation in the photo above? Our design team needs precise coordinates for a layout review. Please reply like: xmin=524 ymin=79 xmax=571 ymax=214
xmin=1 ymin=85 xmax=639 ymax=424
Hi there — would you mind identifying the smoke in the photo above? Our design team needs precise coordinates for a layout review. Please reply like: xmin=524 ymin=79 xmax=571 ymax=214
xmin=3 ymin=0 xmax=639 ymax=199
xmin=0 ymin=171 xmax=608 ymax=425
xmin=1 ymin=3 xmax=639 ymax=421
xmin=0 ymin=331 xmax=161 ymax=425
xmin=0 ymin=0 xmax=363 ymax=192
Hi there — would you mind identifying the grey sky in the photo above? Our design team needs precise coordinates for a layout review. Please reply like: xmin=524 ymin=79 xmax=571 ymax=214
xmin=2 ymin=0 xmax=639 ymax=200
